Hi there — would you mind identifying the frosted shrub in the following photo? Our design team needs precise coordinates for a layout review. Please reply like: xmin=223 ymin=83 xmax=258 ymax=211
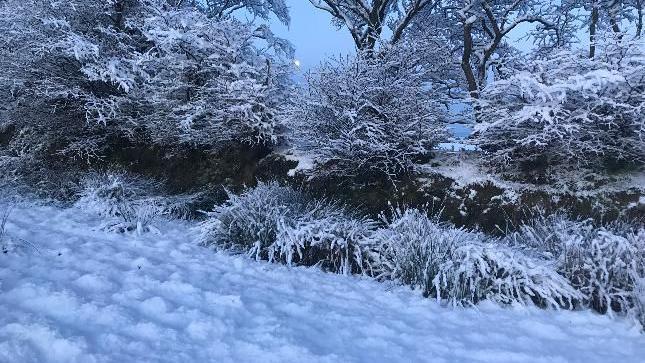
xmin=0 ymin=0 xmax=293 ymax=197
xmin=632 ymin=228 xmax=645 ymax=329
xmin=76 ymin=172 xmax=190 ymax=234
xmin=272 ymin=211 xmax=377 ymax=275
xmin=434 ymin=243 xmax=581 ymax=307
xmin=76 ymin=173 xmax=158 ymax=218
xmin=287 ymin=44 xmax=446 ymax=180
xmin=511 ymin=215 xmax=645 ymax=315
xmin=506 ymin=214 xmax=595 ymax=257
xmin=474 ymin=38 xmax=644 ymax=178
xmin=371 ymin=208 xmax=578 ymax=307
xmin=198 ymin=182 xmax=377 ymax=273
xmin=198 ymin=182 xmax=308 ymax=253
xmin=0 ymin=0 xmax=292 ymax=155
xmin=580 ymin=229 xmax=643 ymax=314
xmin=371 ymin=209 xmax=480 ymax=294
xmin=131 ymin=6 xmax=292 ymax=149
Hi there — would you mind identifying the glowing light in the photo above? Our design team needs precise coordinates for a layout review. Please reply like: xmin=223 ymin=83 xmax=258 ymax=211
xmin=294 ymin=59 xmax=301 ymax=68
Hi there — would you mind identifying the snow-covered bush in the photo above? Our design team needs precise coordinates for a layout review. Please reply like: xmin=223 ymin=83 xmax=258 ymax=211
xmin=0 ymin=0 xmax=292 ymax=189
xmin=371 ymin=208 xmax=579 ymax=307
xmin=76 ymin=173 xmax=160 ymax=218
xmin=0 ymin=0 xmax=139 ymax=167
xmin=371 ymin=209 xmax=480 ymax=294
xmin=123 ymin=5 xmax=293 ymax=149
xmin=272 ymin=211 xmax=377 ymax=275
xmin=76 ymin=172 xmax=191 ymax=234
xmin=474 ymin=36 xmax=645 ymax=180
xmin=287 ymin=42 xmax=446 ymax=180
xmin=434 ymin=243 xmax=581 ymax=307
xmin=506 ymin=213 xmax=594 ymax=257
xmin=197 ymin=182 xmax=308 ymax=251
xmin=197 ymin=182 xmax=377 ymax=273
xmin=510 ymin=214 xmax=645 ymax=315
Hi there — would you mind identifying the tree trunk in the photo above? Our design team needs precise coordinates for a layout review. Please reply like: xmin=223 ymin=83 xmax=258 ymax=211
xmin=637 ymin=0 xmax=643 ymax=37
xmin=114 ymin=0 xmax=125 ymax=30
xmin=461 ymin=22 xmax=479 ymax=99
xmin=589 ymin=1 xmax=599 ymax=58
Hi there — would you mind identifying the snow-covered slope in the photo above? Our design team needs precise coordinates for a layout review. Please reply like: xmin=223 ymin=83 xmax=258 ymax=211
xmin=0 ymin=205 xmax=643 ymax=363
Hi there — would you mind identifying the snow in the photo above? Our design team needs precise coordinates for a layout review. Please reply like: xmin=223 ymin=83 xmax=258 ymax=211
xmin=283 ymin=151 xmax=316 ymax=177
xmin=1 ymin=204 xmax=644 ymax=363
xmin=436 ymin=142 xmax=479 ymax=152
xmin=422 ymin=154 xmax=645 ymax=200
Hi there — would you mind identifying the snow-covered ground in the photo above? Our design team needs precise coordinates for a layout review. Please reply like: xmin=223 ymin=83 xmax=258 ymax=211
xmin=1 ymin=204 xmax=644 ymax=363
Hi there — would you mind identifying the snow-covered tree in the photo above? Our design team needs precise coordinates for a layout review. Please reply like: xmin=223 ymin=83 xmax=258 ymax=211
xmin=287 ymin=42 xmax=448 ymax=180
xmin=110 ymin=6 xmax=293 ymax=148
xmin=450 ymin=0 xmax=644 ymax=98
xmin=308 ymin=0 xmax=439 ymax=50
xmin=473 ymin=36 xmax=645 ymax=179
xmin=542 ymin=0 xmax=645 ymax=57
xmin=424 ymin=0 xmax=557 ymax=98
xmin=0 ymin=0 xmax=293 ymax=172
xmin=200 ymin=0 xmax=290 ymax=24
xmin=461 ymin=0 xmax=558 ymax=97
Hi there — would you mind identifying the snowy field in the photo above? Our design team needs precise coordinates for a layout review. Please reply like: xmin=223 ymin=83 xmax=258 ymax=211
xmin=0 ymin=204 xmax=644 ymax=363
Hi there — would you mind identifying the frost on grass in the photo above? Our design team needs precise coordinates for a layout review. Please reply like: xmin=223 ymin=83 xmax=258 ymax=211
xmin=0 ymin=205 xmax=10 ymax=254
xmin=636 ymin=277 xmax=645 ymax=329
xmin=76 ymin=172 xmax=192 ymax=234
xmin=0 ymin=205 xmax=38 ymax=254
xmin=370 ymin=209 xmax=477 ymax=294
xmin=197 ymin=182 xmax=306 ymax=251
xmin=371 ymin=208 xmax=580 ymax=308
xmin=509 ymin=214 xmax=645 ymax=319
xmin=199 ymin=188 xmax=642 ymax=319
xmin=434 ymin=242 xmax=581 ymax=308
xmin=197 ymin=182 xmax=376 ymax=274
xmin=273 ymin=211 xmax=377 ymax=275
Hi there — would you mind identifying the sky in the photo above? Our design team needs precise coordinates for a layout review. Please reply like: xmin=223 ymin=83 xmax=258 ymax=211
xmin=265 ymin=1 xmax=538 ymax=70
xmin=268 ymin=1 xmax=356 ymax=70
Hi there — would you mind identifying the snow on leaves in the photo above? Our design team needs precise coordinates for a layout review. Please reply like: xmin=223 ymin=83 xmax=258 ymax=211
xmin=474 ymin=37 xmax=645 ymax=177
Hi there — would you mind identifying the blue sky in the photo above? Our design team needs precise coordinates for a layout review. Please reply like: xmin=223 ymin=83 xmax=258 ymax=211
xmin=268 ymin=1 xmax=356 ymax=70
xmin=264 ymin=1 xmax=552 ymax=69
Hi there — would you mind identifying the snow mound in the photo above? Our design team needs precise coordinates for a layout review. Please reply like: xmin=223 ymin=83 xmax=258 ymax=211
xmin=1 ymin=204 xmax=643 ymax=363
